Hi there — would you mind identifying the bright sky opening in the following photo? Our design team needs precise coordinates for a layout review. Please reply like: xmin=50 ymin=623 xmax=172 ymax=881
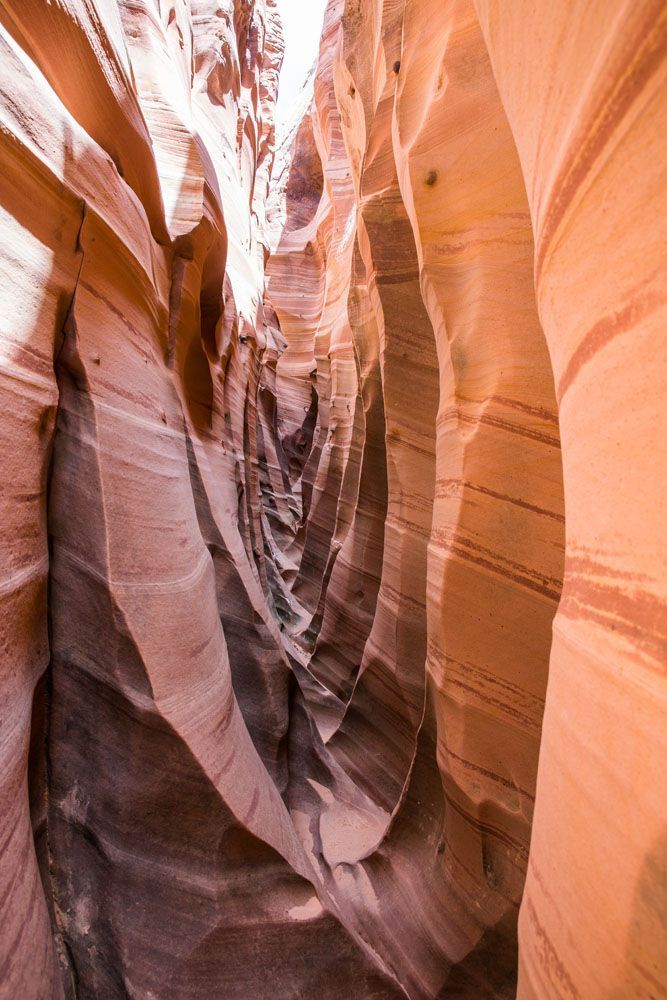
xmin=275 ymin=0 xmax=328 ymax=132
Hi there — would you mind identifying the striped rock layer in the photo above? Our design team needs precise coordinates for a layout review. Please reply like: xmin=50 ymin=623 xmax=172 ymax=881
xmin=0 ymin=1 xmax=664 ymax=998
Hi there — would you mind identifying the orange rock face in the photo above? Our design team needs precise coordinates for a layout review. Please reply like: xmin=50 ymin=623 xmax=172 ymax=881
xmin=0 ymin=1 xmax=664 ymax=998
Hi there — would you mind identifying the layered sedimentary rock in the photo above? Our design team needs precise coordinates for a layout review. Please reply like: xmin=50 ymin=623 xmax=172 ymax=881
xmin=0 ymin=1 xmax=665 ymax=999
xmin=264 ymin=2 xmax=564 ymax=994
xmin=473 ymin=5 xmax=667 ymax=997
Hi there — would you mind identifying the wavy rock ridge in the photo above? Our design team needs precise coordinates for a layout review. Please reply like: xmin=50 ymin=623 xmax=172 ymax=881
xmin=0 ymin=1 xmax=665 ymax=998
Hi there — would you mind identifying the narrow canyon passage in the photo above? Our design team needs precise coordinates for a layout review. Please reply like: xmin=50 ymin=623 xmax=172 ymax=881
xmin=0 ymin=2 xmax=665 ymax=999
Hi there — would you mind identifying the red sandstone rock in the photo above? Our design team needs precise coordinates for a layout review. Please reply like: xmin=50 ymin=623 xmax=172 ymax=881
xmin=0 ymin=1 xmax=664 ymax=998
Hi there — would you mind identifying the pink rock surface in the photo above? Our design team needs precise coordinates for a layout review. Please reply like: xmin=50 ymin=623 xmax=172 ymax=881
xmin=0 ymin=1 xmax=664 ymax=998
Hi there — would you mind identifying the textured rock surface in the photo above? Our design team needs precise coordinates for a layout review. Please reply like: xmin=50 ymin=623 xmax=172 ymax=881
xmin=0 ymin=0 xmax=665 ymax=998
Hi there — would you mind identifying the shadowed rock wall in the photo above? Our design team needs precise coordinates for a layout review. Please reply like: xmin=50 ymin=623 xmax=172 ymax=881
xmin=0 ymin=1 xmax=664 ymax=998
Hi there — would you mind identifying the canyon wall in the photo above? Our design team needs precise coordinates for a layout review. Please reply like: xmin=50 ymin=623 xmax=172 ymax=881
xmin=0 ymin=1 xmax=664 ymax=998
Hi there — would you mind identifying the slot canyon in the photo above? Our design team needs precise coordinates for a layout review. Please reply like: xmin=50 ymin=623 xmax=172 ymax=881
xmin=0 ymin=0 xmax=665 ymax=997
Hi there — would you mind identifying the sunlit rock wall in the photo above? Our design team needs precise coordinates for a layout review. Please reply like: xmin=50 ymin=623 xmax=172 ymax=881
xmin=265 ymin=0 xmax=565 ymax=995
xmin=265 ymin=0 xmax=666 ymax=998
xmin=473 ymin=4 xmax=667 ymax=997
xmin=0 ymin=0 xmax=664 ymax=998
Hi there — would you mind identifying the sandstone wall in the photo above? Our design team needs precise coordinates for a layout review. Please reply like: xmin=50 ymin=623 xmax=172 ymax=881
xmin=0 ymin=2 xmax=399 ymax=995
xmin=0 ymin=0 xmax=664 ymax=998
xmin=266 ymin=0 xmax=666 ymax=996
